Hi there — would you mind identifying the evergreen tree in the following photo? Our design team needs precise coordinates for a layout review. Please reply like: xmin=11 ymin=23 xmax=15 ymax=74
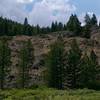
xmin=37 ymin=24 xmax=41 ymax=34
xmin=26 ymin=40 xmax=34 ymax=68
xmin=67 ymin=14 xmax=81 ymax=36
xmin=65 ymin=39 xmax=82 ymax=88
xmin=51 ymin=22 xmax=55 ymax=32
xmin=84 ymin=14 xmax=91 ymax=25
xmin=18 ymin=40 xmax=34 ymax=88
xmin=0 ymin=39 xmax=11 ymax=89
xmin=23 ymin=17 xmax=29 ymax=35
xmin=83 ymin=14 xmax=91 ymax=38
xmin=83 ymin=13 xmax=98 ymax=38
xmin=55 ymin=21 xmax=58 ymax=31
xmin=79 ymin=50 xmax=99 ymax=88
xmin=46 ymin=36 xmax=65 ymax=89
xmin=91 ymin=14 xmax=97 ymax=26
xmin=24 ymin=17 xmax=28 ymax=26
xmin=58 ymin=22 xmax=63 ymax=31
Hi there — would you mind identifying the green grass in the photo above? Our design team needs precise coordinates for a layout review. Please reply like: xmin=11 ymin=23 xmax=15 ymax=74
xmin=0 ymin=87 xmax=100 ymax=100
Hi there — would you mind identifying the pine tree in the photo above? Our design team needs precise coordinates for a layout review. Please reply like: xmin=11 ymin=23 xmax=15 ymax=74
xmin=36 ymin=24 xmax=40 ymax=34
xmin=51 ymin=22 xmax=55 ymax=32
xmin=84 ymin=14 xmax=91 ymax=25
xmin=67 ymin=14 xmax=81 ymax=36
xmin=0 ymin=39 xmax=11 ymax=89
xmin=65 ymin=39 xmax=82 ymax=88
xmin=23 ymin=17 xmax=29 ymax=35
xmin=83 ymin=14 xmax=91 ymax=38
xmin=18 ymin=40 xmax=34 ymax=88
xmin=91 ymin=14 xmax=97 ymax=26
xmin=26 ymin=40 xmax=34 ymax=68
xmin=79 ymin=50 xmax=99 ymax=88
xmin=46 ymin=36 xmax=65 ymax=89
xmin=58 ymin=22 xmax=63 ymax=31
xmin=24 ymin=17 xmax=28 ymax=26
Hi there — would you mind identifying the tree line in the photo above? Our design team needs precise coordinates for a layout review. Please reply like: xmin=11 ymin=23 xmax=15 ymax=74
xmin=0 ymin=13 xmax=99 ymax=38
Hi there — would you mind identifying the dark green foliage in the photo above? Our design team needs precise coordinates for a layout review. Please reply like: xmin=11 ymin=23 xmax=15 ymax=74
xmin=26 ymin=40 xmax=34 ymax=68
xmin=65 ymin=40 xmax=99 ymax=89
xmin=41 ymin=27 xmax=51 ymax=34
xmin=18 ymin=40 xmax=34 ymax=88
xmin=46 ymin=38 xmax=100 ymax=90
xmin=83 ymin=26 xmax=91 ymax=38
xmin=65 ymin=39 xmax=82 ymax=88
xmin=91 ymin=14 xmax=97 ymax=26
xmin=84 ymin=14 xmax=91 ymax=26
xmin=0 ymin=13 xmax=98 ymax=37
xmin=66 ymin=14 xmax=81 ymax=36
xmin=0 ymin=39 xmax=11 ymax=89
xmin=51 ymin=21 xmax=64 ymax=32
xmin=79 ymin=51 xmax=99 ymax=89
xmin=36 ymin=25 xmax=41 ymax=34
xmin=83 ymin=14 xmax=91 ymax=38
xmin=0 ymin=17 xmax=40 ymax=36
xmin=58 ymin=22 xmax=64 ymax=31
xmin=51 ymin=21 xmax=58 ymax=32
xmin=46 ymin=36 xmax=65 ymax=89
xmin=83 ymin=13 xmax=98 ymax=38
xmin=24 ymin=17 xmax=28 ymax=26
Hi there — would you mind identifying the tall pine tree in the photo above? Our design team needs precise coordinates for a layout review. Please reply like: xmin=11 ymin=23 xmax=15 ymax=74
xmin=0 ymin=39 xmax=11 ymax=89
xmin=83 ymin=14 xmax=91 ymax=38
xmin=79 ymin=50 xmax=99 ymax=88
xmin=18 ymin=40 xmax=34 ymax=88
xmin=91 ymin=14 xmax=97 ymax=26
xmin=46 ymin=36 xmax=65 ymax=89
xmin=65 ymin=39 xmax=82 ymax=88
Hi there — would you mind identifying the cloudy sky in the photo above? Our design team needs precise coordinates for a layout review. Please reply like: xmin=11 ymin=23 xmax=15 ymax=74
xmin=0 ymin=0 xmax=100 ymax=26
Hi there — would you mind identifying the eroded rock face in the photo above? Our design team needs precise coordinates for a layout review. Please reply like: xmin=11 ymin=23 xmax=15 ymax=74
xmin=0 ymin=34 xmax=100 ymax=88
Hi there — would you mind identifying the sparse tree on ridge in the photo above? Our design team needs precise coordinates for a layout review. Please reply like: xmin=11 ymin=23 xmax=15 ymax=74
xmin=91 ymin=14 xmax=97 ymax=26
xmin=24 ymin=17 xmax=28 ymax=26
xmin=67 ymin=14 xmax=81 ymax=36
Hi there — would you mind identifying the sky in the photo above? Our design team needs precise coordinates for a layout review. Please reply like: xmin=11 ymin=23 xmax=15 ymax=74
xmin=0 ymin=0 xmax=100 ymax=26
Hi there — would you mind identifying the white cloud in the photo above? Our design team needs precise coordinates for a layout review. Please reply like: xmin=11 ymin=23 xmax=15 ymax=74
xmin=29 ymin=0 xmax=76 ymax=26
xmin=0 ymin=0 xmax=76 ymax=26
xmin=17 ymin=0 xmax=33 ymax=3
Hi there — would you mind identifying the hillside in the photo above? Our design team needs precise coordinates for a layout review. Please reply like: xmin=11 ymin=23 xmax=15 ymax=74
xmin=0 ymin=31 xmax=100 ymax=88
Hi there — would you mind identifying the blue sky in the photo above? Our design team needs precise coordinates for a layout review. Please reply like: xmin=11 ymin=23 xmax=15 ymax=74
xmin=72 ymin=0 xmax=100 ymax=15
xmin=0 ymin=0 xmax=99 ymax=26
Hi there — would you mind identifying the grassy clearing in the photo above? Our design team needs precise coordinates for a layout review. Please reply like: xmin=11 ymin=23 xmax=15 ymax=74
xmin=0 ymin=87 xmax=100 ymax=100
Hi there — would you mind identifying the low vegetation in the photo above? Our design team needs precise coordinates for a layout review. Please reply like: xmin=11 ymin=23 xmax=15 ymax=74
xmin=0 ymin=87 xmax=100 ymax=100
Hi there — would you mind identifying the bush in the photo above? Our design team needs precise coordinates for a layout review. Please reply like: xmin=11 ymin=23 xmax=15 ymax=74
xmin=29 ymin=84 xmax=39 ymax=89
xmin=86 ymin=81 xmax=100 ymax=90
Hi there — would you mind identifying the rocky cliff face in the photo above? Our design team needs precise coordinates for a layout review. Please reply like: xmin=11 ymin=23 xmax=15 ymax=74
xmin=0 ymin=32 xmax=100 ymax=88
